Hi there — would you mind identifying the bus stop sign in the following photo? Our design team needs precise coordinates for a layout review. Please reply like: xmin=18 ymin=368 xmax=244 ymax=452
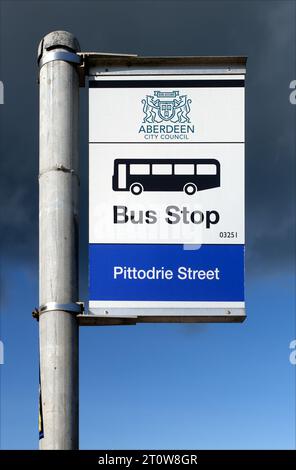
xmin=88 ymin=56 xmax=246 ymax=323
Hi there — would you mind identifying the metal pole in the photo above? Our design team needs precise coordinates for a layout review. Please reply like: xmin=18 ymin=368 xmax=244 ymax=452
xmin=38 ymin=31 xmax=80 ymax=450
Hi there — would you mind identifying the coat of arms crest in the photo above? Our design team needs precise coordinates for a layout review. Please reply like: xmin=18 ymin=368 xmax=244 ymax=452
xmin=141 ymin=90 xmax=192 ymax=124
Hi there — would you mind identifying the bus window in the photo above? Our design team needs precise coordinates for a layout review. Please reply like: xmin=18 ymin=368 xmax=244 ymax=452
xmin=174 ymin=164 xmax=195 ymax=175
xmin=196 ymin=164 xmax=217 ymax=175
xmin=152 ymin=164 xmax=172 ymax=175
xmin=118 ymin=164 xmax=126 ymax=189
xmin=130 ymin=164 xmax=150 ymax=175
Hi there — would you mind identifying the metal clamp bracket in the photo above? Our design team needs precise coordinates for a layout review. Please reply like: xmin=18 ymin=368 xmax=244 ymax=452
xmin=33 ymin=302 xmax=84 ymax=320
xmin=39 ymin=50 xmax=81 ymax=70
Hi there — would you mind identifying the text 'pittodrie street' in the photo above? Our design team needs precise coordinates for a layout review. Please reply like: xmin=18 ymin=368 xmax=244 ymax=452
xmin=113 ymin=266 xmax=220 ymax=280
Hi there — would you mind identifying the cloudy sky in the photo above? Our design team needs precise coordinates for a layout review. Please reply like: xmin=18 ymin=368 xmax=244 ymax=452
xmin=0 ymin=0 xmax=295 ymax=449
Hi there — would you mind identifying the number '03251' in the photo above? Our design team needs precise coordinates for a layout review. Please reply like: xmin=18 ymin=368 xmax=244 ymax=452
xmin=219 ymin=231 xmax=238 ymax=238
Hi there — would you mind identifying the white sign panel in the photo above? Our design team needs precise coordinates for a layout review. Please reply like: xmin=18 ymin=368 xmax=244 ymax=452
xmin=89 ymin=75 xmax=244 ymax=143
xmin=89 ymin=71 xmax=245 ymax=322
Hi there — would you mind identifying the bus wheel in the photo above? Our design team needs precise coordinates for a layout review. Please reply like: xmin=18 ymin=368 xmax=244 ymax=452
xmin=130 ymin=183 xmax=143 ymax=195
xmin=184 ymin=183 xmax=197 ymax=195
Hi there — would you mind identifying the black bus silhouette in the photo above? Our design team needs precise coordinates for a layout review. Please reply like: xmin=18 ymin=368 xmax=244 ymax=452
xmin=112 ymin=158 xmax=220 ymax=195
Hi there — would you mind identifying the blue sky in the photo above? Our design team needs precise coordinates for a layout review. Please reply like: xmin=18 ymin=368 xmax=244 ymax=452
xmin=0 ymin=0 xmax=296 ymax=449
xmin=0 ymin=259 xmax=295 ymax=449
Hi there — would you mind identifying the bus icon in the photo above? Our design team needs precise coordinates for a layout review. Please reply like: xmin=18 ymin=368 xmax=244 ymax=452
xmin=112 ymin=158 xmax=220 ymax=195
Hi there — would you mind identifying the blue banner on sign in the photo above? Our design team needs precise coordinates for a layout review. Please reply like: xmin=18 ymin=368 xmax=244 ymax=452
xmin=89 ymin=244 xmax=244 ymax=302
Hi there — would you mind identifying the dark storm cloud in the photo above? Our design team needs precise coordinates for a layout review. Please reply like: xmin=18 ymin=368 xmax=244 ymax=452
xmin=0 ymin=0 xmax=295 ymax=276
